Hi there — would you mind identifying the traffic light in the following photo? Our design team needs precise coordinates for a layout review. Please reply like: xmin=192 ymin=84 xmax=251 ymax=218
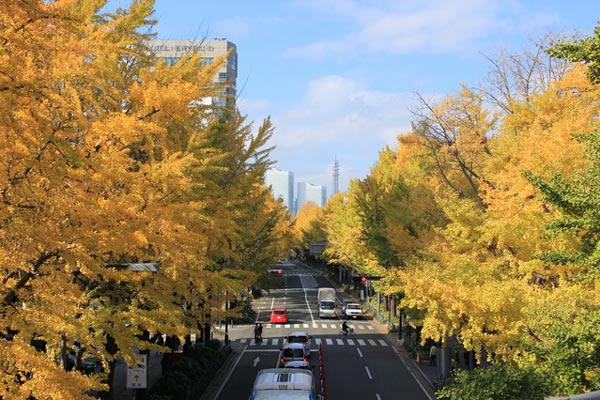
xmin=351 ymin=275 xmax=382 ymax=282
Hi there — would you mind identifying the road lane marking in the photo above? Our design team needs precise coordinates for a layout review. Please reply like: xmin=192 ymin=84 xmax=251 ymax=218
xmin=336 ymin=338 xmax=344 ymax=345
xmin=357 ymin=339 xmax=366 ymax=346
xmin=390 ymin=342 xmax=435 ymax=400
xmin=213 ymin=344 xmax=246 ymax=400
xmin=245 ymin=348 xmax=280 ymax=352
xmin=357 ymin=348 xmax=363 ymax=358
xmin=365 ymin=366 xmax=373 ymax=380
xmin=347 ymin=339 xmax=355 ymax=346
xmin=378 ymin=340 xmax=388 ymax=346
xmin=302 ymin=283 xmax=316 ymax=323
xmin=368 ymin=339 xmax=377 ymax=346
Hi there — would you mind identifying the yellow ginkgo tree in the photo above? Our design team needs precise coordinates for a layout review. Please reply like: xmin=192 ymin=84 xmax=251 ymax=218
xmin=0 ymin=1 xmax=287 ymax=398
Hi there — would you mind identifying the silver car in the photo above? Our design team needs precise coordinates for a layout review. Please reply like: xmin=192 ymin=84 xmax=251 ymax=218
xmin=283 ymin=331 xmax=311 ymax=356
xmin=279 ymin=343 xmax=310 ymax=367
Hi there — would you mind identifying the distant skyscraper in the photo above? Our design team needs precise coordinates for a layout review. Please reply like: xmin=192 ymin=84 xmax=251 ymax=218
xmin=296 ymin=182 xmax=327 ymax=212
xmin=332 ymin=158 xmax=339 ymax=195
xmin=265 ymin=168 xmax=294 ymax=211
xmin=149 ymin=38 xmax=237 ymax=109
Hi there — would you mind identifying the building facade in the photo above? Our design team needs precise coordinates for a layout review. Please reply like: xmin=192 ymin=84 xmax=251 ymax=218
xmin=296 ymin=182 xmax=327 ymax=212
xmin=148 ymin=38 xmax=237 ymax=108
xmin=265 ymin=168 xmax=294 ymax=212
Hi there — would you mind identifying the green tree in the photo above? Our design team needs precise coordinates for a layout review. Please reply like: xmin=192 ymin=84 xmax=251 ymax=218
xmin=547 ymin=20 xmax=600 ymax=84
xmin=436 ymin=363 xmax=549 ymax=400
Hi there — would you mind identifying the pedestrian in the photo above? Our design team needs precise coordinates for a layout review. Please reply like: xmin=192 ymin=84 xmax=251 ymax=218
xmin=452 ymin=349 xmax=459 ymax=372
xmin=254 ymin=323 xmax=259 ymax=342
xmin=258 ymin=323 xmax=263 ymax=342
xmin=429 ymin=345 xmax=437 ymax=366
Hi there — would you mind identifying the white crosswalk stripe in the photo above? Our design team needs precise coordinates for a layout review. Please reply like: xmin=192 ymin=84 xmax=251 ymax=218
xmin=241 ymin=336 xmax=389 ymax=348
xmin=265 ymin=322 xmax=374 ymax=330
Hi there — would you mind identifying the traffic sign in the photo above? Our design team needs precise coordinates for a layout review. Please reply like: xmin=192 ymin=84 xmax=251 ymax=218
xmin=126 ymin=354 xmax=147 ymax=389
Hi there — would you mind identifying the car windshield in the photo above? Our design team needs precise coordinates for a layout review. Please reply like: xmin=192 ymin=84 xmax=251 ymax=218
xmin=273 ymin=310 xmax=285 ymax=315
xmin=347 ymin=304 xmax=360 ymax=310
xmin=287 ymin=336 xmax=308 ymax=344
xmin=283 ymin=348 xmax=305 ymax=358
xmin=321 ymin=301 xmax=335 ymax=310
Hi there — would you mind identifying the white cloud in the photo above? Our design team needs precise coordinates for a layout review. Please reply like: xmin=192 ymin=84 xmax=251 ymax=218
xmin=263 ymin=75 xmax=413 ymax=190
xmin=271 ymin=75 xmax=411 ymax=149
xmin=284 ymin=0 xmax=563 ymax=60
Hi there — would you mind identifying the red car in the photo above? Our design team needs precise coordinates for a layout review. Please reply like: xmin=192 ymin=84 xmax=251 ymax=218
xmin=270 ymin=308 xmax=288 ymax=324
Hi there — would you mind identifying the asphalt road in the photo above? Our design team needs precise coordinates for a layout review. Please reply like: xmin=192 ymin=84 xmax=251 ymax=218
xmin=212 ymin=261 xmax=433 ymax=400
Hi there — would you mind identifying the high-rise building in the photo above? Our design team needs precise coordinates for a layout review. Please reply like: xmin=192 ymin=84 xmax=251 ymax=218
xmin=332 ymin=158 xmax=339 ymax=196
xmin=148 ymin=38 xmax=237 ymax=109
xmin=296 ymin=182 xmax=327 ymax=212
xmin=265 ymin=168 xmax=294 ymax=212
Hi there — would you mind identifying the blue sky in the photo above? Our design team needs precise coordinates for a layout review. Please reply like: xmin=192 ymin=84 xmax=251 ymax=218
xmin=144 ymin=0 xmax=599 ymax=194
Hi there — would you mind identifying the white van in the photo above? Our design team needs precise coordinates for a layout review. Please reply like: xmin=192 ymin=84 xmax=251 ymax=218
xmin=249 ymin=368 xmax=319 ymax=400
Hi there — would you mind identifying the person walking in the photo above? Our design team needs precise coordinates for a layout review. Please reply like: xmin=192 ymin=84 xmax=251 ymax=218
xmin=254 ymin=323 xmax=260 ymax=342
xmin=257 ymin=323 xmax=263 ymax=342
xmin=429 ymin=345 xmax=437 ymax=366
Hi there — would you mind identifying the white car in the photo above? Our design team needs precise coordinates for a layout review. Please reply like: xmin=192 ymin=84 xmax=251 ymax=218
xmin=342 ymin=302 xmax=363 ymax=319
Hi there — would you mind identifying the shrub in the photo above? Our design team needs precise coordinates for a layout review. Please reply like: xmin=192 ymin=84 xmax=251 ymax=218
xmin=436 ymin=363 xmax=550 ymax=400
xmin=149 ymin=370 xmax=192 ymax=400
xmin=148 ymin=342 xmax=231 ymax=400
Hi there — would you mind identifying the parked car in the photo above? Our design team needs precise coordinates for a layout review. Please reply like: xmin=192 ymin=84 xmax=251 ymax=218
xmin=283 ymin=331 xmax=311 ymax=356
xmin=279 ymin=343 xmax=309 ymax=366
xmin=270 ymin=308 xmax=288 ymax=324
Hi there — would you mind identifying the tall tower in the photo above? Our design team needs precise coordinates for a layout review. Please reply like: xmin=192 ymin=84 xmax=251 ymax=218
xmin=332 ymin=157 xmax=339 ymax=195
